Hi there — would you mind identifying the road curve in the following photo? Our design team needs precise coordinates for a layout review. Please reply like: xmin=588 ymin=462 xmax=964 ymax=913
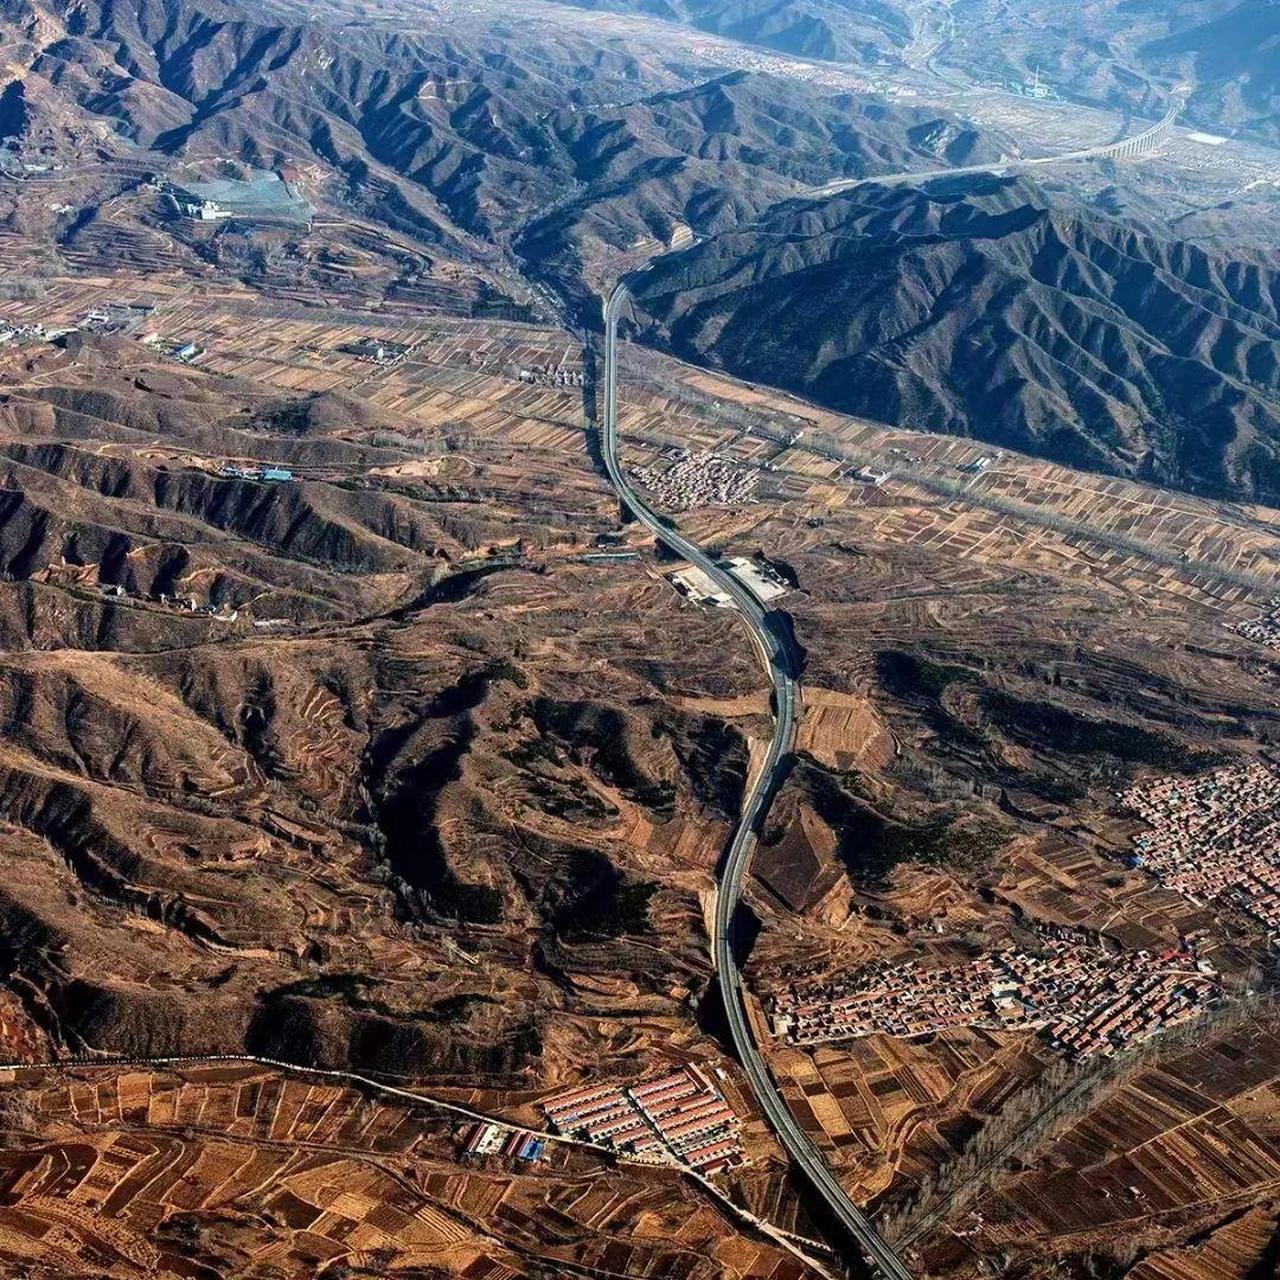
xmin=805 ymin=88 xmax=1186 ymax=200
xmin=601 ymin=283 xmax=913 ymax=1280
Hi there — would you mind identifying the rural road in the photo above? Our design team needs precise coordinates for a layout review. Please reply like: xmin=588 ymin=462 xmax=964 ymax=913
xmin=601 ymin=283 xmax=913 ymax=1280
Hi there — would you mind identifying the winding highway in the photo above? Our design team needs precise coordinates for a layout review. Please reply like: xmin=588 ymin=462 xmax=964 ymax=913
xmin=596 ymin=87 xmax=1191 ymax=1278
xmin=602 ymin=283 xmax=912 ymax=1280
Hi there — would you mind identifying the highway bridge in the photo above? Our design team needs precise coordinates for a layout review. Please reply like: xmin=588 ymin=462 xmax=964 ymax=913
xmin=601 ymin=283 xmax=913 ymax=1280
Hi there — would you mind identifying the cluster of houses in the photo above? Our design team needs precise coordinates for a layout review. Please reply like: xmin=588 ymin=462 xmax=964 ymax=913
xmin=631 ymin=449 xmax=757 ymax=512
xmin=97 ymin=582 xmax=240 ymax=622
xmin=770 ymin=926 xmax=1221 ymax=1060
xmin=77 ymin=303 xmax=155 ymax=334
xmin=1121 ymin=762 xmax=1280 ymax=941
xmin=0 ymin=322 xmax=54 ymax=346
xmin=516 ymin=362 xmax=583 ymax=386
xmin=343 ymin=338 xmax=410 ymax=365
xmin=0 ymin=306 xmax=158 ymax=349
xmin=1234 ymin=597 xmax=1280 ymax=651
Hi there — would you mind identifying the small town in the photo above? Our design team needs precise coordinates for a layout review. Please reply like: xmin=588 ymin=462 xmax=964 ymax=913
xmin=770 ymin=927 xmax=1221 ymax=1059
xmin=1120 ymin=761 xmax=1280 ymax=941
xmin=631 ymin=448 xmax=757 ymax=511
xmin=540 ymin=1065 xmax=745 ymax=1175
xmin=1234 ymin=597 xmax=1280 ymax=650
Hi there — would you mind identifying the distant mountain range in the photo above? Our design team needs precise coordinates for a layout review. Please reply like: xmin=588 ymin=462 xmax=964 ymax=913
xmin=559 ymin=0 xmax=1280 ymax=145
xmin=0 ymin=0 xmax=997 ymax=305
xmin=1140 ymin=0 xmax=1280 ymax=143
xmin=629 ymin=176 xmax=1280 ymax=503
xmin=548 ymin=0 xmax=913 ymax=63
xmin=940 ymin=0 xmax=1280 ymax=145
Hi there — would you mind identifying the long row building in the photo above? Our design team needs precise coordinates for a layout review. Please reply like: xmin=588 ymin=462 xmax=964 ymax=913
xmin=540 ymin=1065 xmax=744 ymax=1175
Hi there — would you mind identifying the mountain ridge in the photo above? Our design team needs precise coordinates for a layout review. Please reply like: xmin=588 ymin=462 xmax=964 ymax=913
xmin=629 ymin=175 xmax=1280 ymax=502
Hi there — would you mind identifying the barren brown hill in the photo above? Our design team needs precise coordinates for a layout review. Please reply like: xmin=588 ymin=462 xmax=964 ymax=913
xmin=0 ymin=337 xmax=778 ymax=1090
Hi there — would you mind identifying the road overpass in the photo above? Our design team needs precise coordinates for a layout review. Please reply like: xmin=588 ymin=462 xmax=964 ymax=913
xmin=601 ymin=282 xmax=913 ymax=1280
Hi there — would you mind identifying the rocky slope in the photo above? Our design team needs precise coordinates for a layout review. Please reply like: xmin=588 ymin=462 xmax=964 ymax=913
xmin=519 ymin=71 xmax=997 ymax=310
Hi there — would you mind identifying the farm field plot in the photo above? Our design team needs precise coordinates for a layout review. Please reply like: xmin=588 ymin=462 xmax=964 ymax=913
xmin=915 ymin=1017 xmax=1280 ymax=1278
xmin=619 ymin=349 xmax=1280 ymax=622
xmin=767 ymin=1032 xmax=1045 ymax=1205
xmin=0 ymin=1064 xmax=807 ymax=1280
xmin=993 ymin=834 xmax=1216 ymax=955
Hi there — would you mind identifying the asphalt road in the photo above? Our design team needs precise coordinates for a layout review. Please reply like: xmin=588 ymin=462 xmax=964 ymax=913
xmin=596 ymin=88 xmax=1188 ymax=1277
xmin=601 ymin=283 xmax=913 ymax=1280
